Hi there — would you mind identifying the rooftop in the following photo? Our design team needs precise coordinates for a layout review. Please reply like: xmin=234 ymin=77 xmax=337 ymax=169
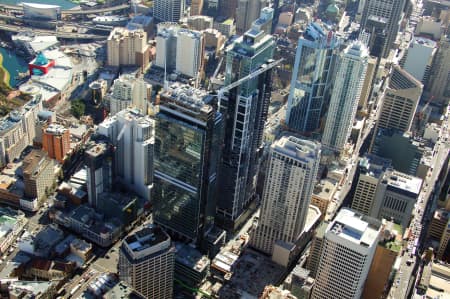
xmin=273 ymin=135 xmax=321 ymax=161
xmin=123 ymin=225 xmax=171 ymax=259
xmin=385 ymin=171 xmax=422 ymax=195
xmin=175 ymin=243 xmax=210 ymax=272
xmin=328 ymin=208 xmax=381 ymax=248
xmin=45 ymin=123 xmax=67 ymax=135
xmin=104 ymin=281 xmax=145 ymax=299
xmin=159 ymin=82 xmax=213 ymax=114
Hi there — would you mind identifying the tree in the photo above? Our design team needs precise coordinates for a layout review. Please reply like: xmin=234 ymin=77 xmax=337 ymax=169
xmin=71 ymin=99 xmax=85 ymax=118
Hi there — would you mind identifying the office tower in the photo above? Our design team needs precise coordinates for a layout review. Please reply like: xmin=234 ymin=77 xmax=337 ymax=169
xmin=154 ymin=0 xmax=185 ymax=22
xmin=190 ymin=0 xmax=204 ymax=15
xmin=322 ymin=41 xmax=369 ymax=152
xmin=286 ymin=22 xmax=339 ymax=134
xmin=429 ymin=34 xmax=450 ymax=105
xmin=85 ymin=142 xmax=113 ymax=208
xmin=119 ymin=225 xmax=175 ymax=299
xmin=205 ymin=0 xmax=219 ymax=17
xmin=186 ymin=15 xmax=213 ymax=31
xmin=311 ymin=208 xmax=382 ymax=299
xmin=251 ymin=136 xmax=320 ymax=255
xmin=437 ymin=218 xmax=450 ymax=260
xmin=400 ymin=37 xmax=437 ymax=85
xmin=98 ymin=109 xmax=154 ymax=201
xmin=306 ymin=221 xmax=328 ymax=278
xmin=351 ymin=154 xmax=391 ymax=217
xmin=360 ymin=0 xmax=406 ymax=58
xmin=23 ymin=150 xmax=55 ymax=201
xmin=107 ymin=75 xmax=151 ymax=116
xmin=219 ymin=0 xmax=237 ymax=18
xmin=377 ymin=65 xmax=423 ymax=133
xmin=153 ymin=83 xmax=222 ymax=244
xmin=236 ymin=0 xmax=265 ymax=34
xmin=376 ymin=170 xmax=422 ymax=228
xmin=176 ymin=29 xmax=203 ymax=78
xmin=155 ymin=25 xmax=204 ymax=78
xmin=107 ymin=28 xmax=150 ymax=71
xmin=216 ymin=12 xmax=275 ymax=231
xmin=358 ymin=56 xmax=377 ymax=110
xmin=428 ymin=209 xmax=449 ymax=241
xmin=42 ymin=123 xmax=70 ymax=163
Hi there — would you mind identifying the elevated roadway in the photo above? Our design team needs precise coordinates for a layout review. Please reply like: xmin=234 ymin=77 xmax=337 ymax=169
xmin=0 ymin=23 xmax=105 ymax=40
xmin=0 ymin=3 xmax=129 ymax=15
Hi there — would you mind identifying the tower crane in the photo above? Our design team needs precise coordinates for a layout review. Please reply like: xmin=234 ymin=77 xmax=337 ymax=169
xmin=214 ymin=58 xmax=284 ymax=109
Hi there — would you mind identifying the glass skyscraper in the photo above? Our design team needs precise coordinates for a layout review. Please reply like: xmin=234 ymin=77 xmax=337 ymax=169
xmin=153 ymin=83 xmax=222 ymax=245
xmin=216 ymin=8 xmax=275 ymax=231
xmin=286 ymin=22 xmax=339 ymax=134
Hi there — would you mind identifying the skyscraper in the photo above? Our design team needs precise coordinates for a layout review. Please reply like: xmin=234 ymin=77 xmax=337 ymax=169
xmin=119 ymin=225 xmax=175 ymax=299
xmin=107 ymin=75 xmax=151 ymax=116
xmin=311 ymin=208 xmax=382 ymax=299
xmin=216 ymin=11 xmax=275 ymax=231
xmin=251 ymin=135 xmax=320 ymax=255
xmin=154 ymin=0 xmax=185 ymax=22
xmin=360 ymin=0 xmax=406 ymax=58
xmin=376 ymin=65 xmax=423 ymax=133
xmin=322 ymin=41 xmax=369 ymax=152
xmin=107 ymin=28 xmax=149 ymax=71
xmin=236 ymin=0 xmax=265 ymax=35
xmin=153 ymin=83 xmax=222 ymax=245
xmin=85 ymin=142 xmax=113 ymax=208
xmin=429 ymin=34 xmax=450 ymax=105
xmin=190 ymin=0 xmax=204 ymax=15
xmin=286 ymin=22 xmax=339 ymax=134
xmin=98 ymin=109 xmax=154 ymax=201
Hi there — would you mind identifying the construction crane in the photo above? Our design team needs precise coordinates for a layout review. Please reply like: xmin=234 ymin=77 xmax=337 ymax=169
xmin=214 ymin=58 xmax=284 ymax=109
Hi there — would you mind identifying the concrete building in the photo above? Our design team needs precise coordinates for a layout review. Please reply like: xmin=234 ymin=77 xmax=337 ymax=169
xmin=153 ymin=83 xmax=222 ymax=245
xmin=427 ymin=209 xmax=450 ymax=260
xmin=154 ymin=0 xmax=185 ymax=22
xmin=22 ymin=150 xmax=55 ymax=202
xmin=311 ymin=179 xmax=337 ymax=219
xmin=251 ymin=136 xmax=320 ymax=255
xmin=176 ymin=29 xmax=204 ymax=78
xmin=306 ymin=221 xmax=327 ymax=278
xmin=155 ymin=23 xmax=180 ymax=71
xmin=42 ymin=123 xmax=70 ymax=163
xmin=218 ymin=0 xmax=237 ymax=18
xmin=286 ymin=22 xmax=339 ymax=134
xmin=283 ymin=266 xmax=314 ymax=299
xmin=107 ymin=28 xmax=150 ymax=71
xmin=186 ymin=15 xmax=213 ymax=31
xmin=401 ymin=37 xmax=437 ymax=85
xmin=174 ymin=243 xmax=210 ymax=287
xmin=360 ymin=0 xmax=406 ymax=58
xmin=322 ymin=41 xmax=369 ymax=152
xmin=377 ymin=171 xmax=422 ymax=228
xmin=107 ymin=75 xmax=151 ymax=116
xmin=377 ymin=65 xmax=423 ymax=134
xmin=213 ymin=17 xmax=236 ymax=37
xmin=85 ymin=142 xmax=113 ymax=208
xmin=119 ymin=225 xmax=175 ymax=299
xmin=190 ymin=0 xmax=204 ymax=15
xmin=351 ymin=154 xmax=392 ymax=217
xmin=98 ymin=109 xmax=154 ymax=201
xmin=216 ymin=12 xmax=275 ymax=231
xmin=236 ymin=0 xmax=265 ymax=34
xmin=204 ymin=29 xmax=226 ymax=56
xmin=429 ymin=34 xmax=450 ymax=105
xmin=437 ymin=220 xmax=449 ymax=260
xmin=358 ymin=56 xmax=377 ymax=110
xmin=311 ymin=209 xmax=382 ymax=299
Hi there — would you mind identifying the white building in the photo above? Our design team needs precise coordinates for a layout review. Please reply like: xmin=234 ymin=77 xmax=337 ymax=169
xmin=155 ymin=24 xmax=203 ymax=78
xmin=119 ymin=225 xmax=175 ymax=299
xmin=251 ymin=136 xmax=321 ymax=255
xmin=98 ymin=109 xmax=154 ymax=201
xmin=175 ymin=29 xmax=203 ymax=77
xmin=401 ymin=37 xmax=437 ymax=85
xmin=153 ymin=0 xmax=185 ymax=22
xmin=311 ymin=208 xmax=382 ymax=299
xmin=107 ymin=75 xmax=151 ymax=116
xmin=322 ymin=41 xmax=369 ymax=152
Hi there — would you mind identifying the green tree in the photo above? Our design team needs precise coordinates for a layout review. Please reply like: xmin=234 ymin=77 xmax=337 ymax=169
xmin=71 ymin=99 xmax=85 ymax=118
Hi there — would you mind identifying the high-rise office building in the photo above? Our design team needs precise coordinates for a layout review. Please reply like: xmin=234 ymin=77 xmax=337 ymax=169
xmin=400 ymin=36 xmax=437 ymax=85
xmin=322 ymin=41 xmax=369 ymax=152
xmin=360 ymin=0 xmax=406 ymax=58
xmin=236 ymin=0 xmax=266 ymax=34
xmin=153 ymin=83 xmax=222 ymax=245
xmin=85 ymin=142 xmax=113 ymax=208
xmin=377 ymin=65 xmax=423 ymax=133
xmin=42 ymin=123 xmax=70 ymax=163
xmin=119 ymin=225 xmax=175 ymax=299
xmin=219 ymin=0 xmax=237 ymax=18
xmin=429 ymin=34 xmax=450 ymax=105
xmin=98 ymin=109 xmax=154 ymax=201
xmin=351 ymin=154 xmax=392 ymax=217
xmin=286 ymin=22 xmax=339 ymax=134
xmin=216 ymin=11 xmax=275 ymax=231
xmin=190 ymin=0 xmax=204 ymax=15
xmin=107 ymin=28 xmax=149 ymax=71
xmin=155 ymin=25 xmax=204 ymax=78
xmin=311 ymin=208 xmax=382 ymax=299
xmin=154 ymin=0 xmax=185 ymax=22
xmin=251 ymin=136 xmax=320 ymax=255
xmin=107 ymin=75 xmax=151 ymax=116
xmin=306 ymin=221 xmax=328 ymax=278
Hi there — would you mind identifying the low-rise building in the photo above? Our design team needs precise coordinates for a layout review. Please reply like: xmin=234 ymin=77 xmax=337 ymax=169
xmin=174 ymin=243 xmax=210 ymax=287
